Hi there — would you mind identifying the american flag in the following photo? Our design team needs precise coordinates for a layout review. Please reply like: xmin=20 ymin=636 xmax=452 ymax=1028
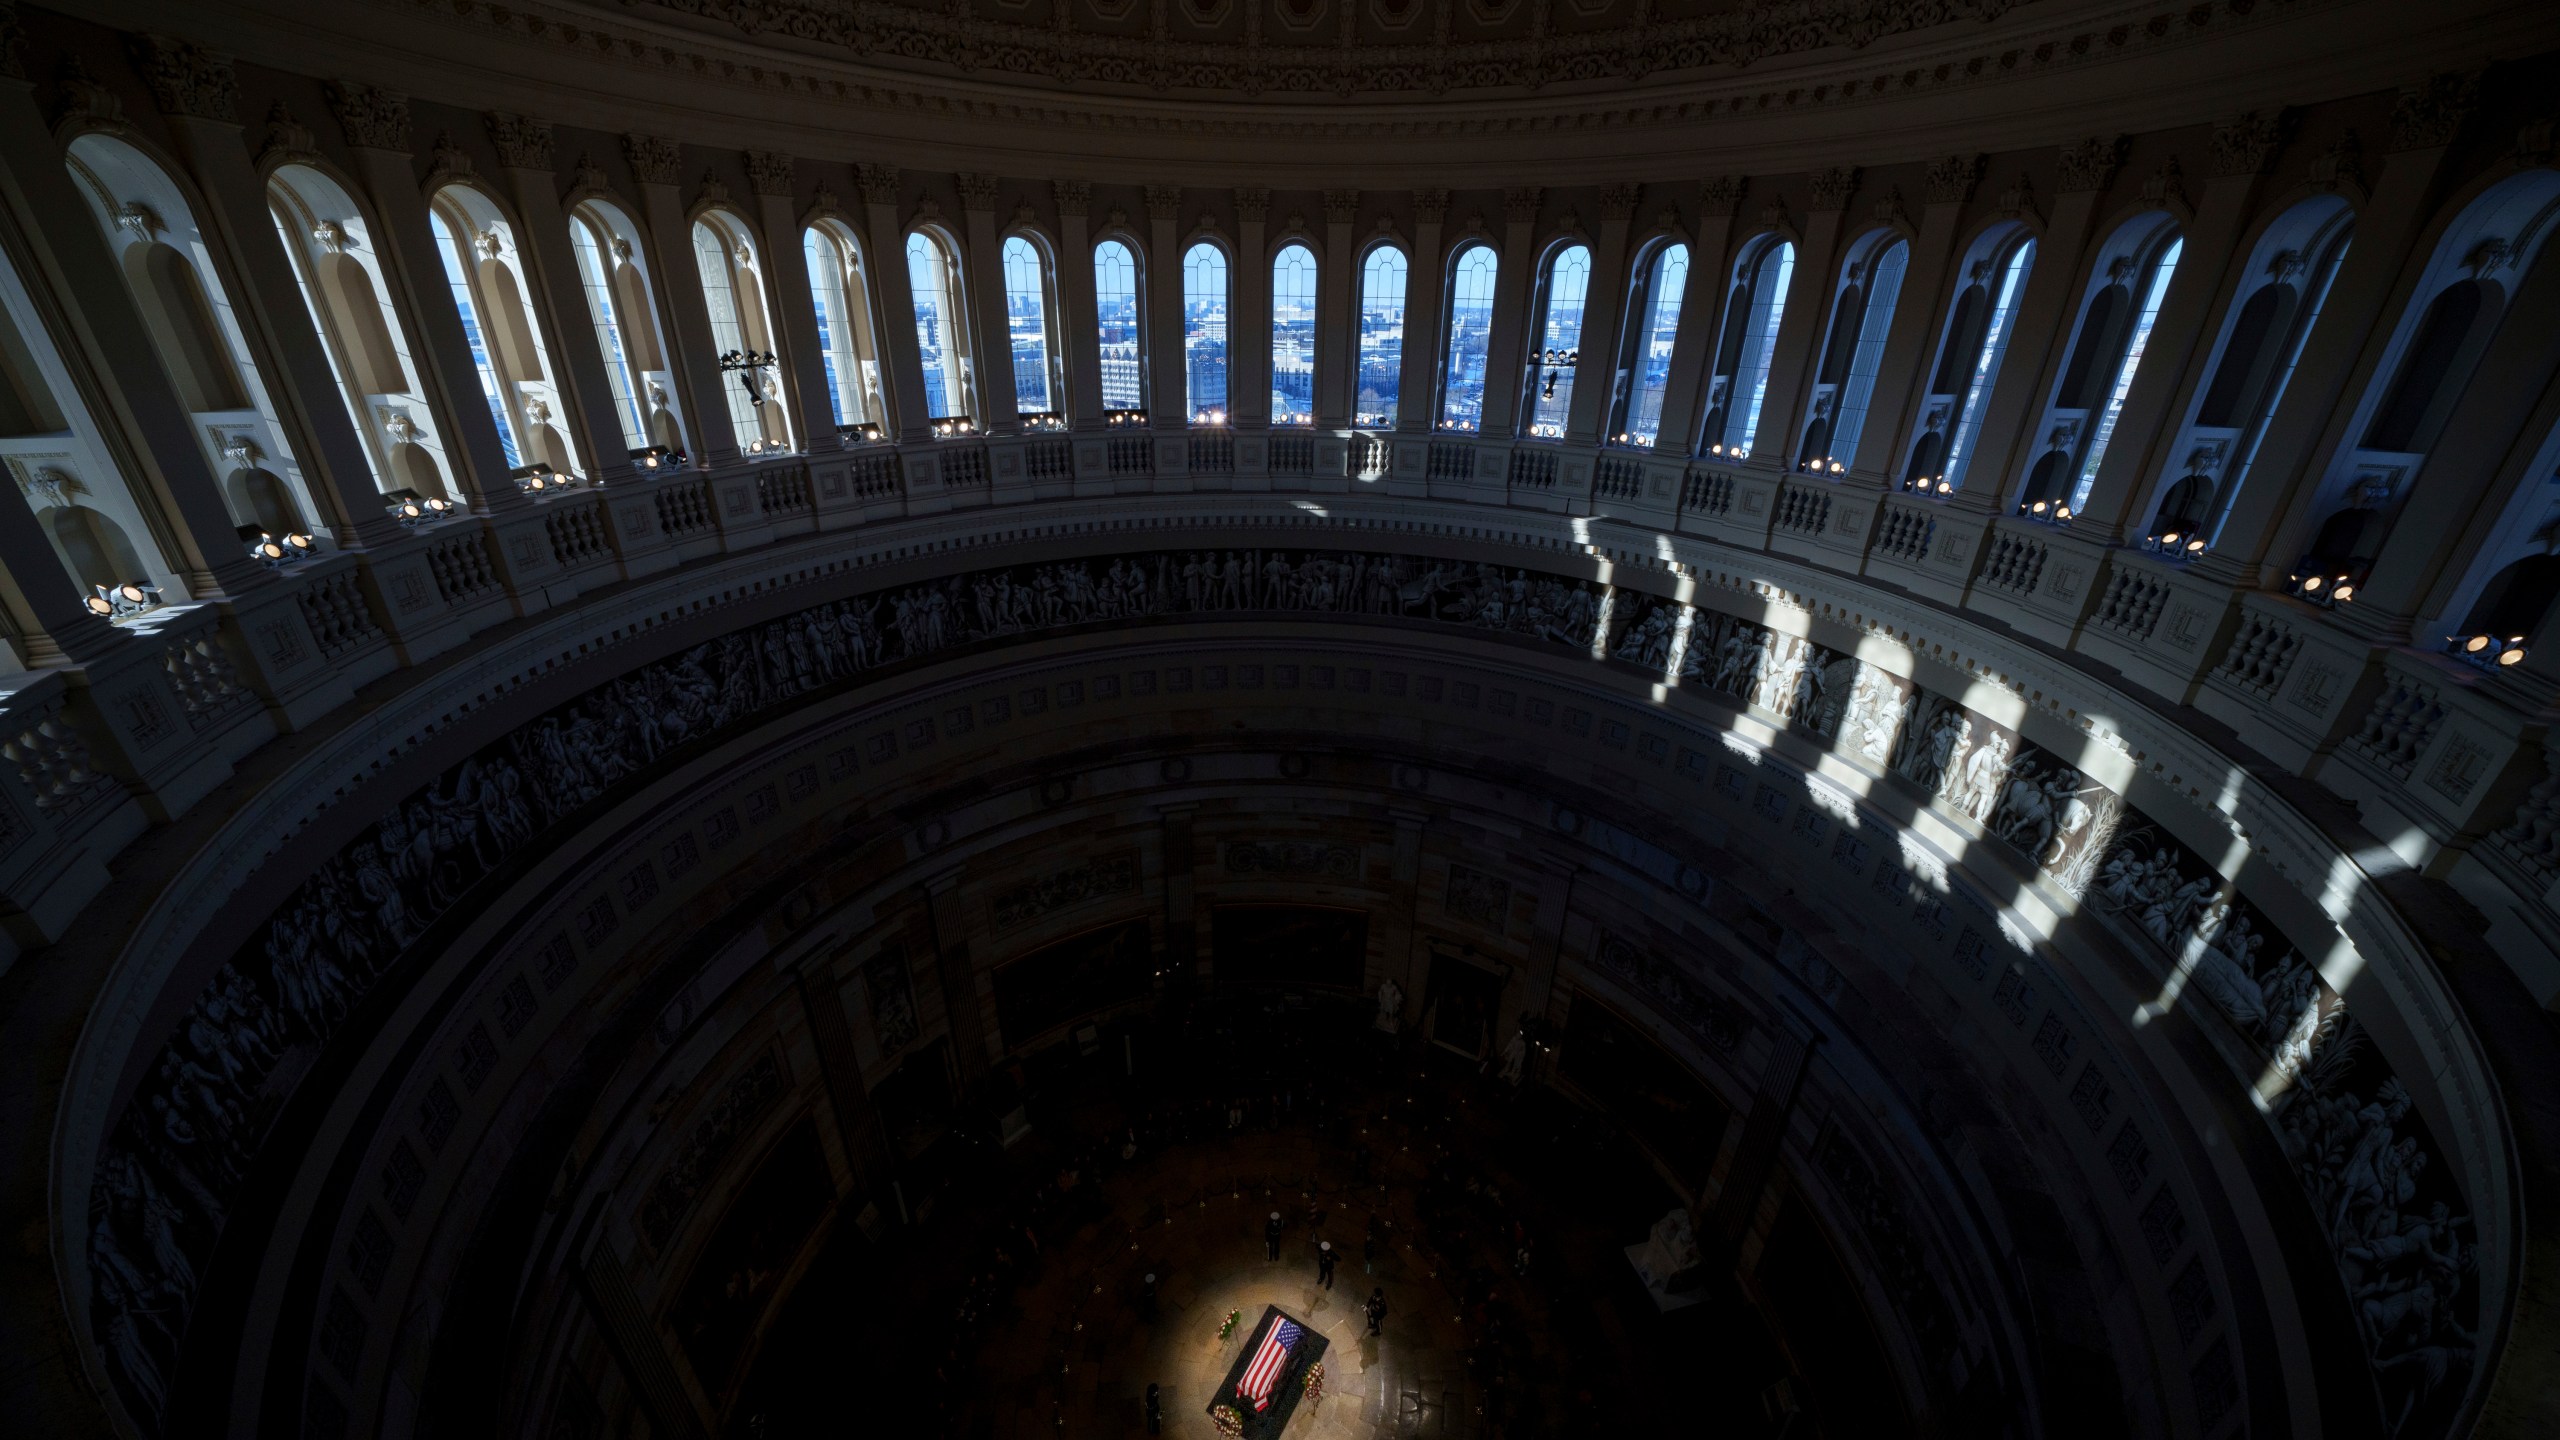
xmin=1238 ymin=1315 xmax=1304 ymax=1411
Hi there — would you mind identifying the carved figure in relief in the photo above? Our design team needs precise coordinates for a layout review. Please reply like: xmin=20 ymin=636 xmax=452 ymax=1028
xmin=1943 ymin=732 xmax=2011 ymax=821
xmin=1373 ymin=978 xmax=1403 ymax=1034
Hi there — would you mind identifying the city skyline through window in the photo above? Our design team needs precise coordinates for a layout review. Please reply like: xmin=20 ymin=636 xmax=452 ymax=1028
xmin=1094 ymin=239 xmax=1144 ymax=413
xmin=1440 ymin=244 xmax=1498 ymax=430
xmin=1271 ymin=243 xmax=1316 ymax=424
xmin=1183 ymin=241 xmax=1229 ymax=421
xmin=1358 ymin=247 xmax=1408 ymax=428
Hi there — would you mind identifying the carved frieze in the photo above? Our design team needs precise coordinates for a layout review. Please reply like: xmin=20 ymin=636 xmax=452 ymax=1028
xmin=956 ymin=171 xmax=1000 ymax=211
xmin=486 ymin=112 xmax=554 ymax=171
xmin=636 ymin=1046 xmax=787 ymax=1250
xmin=1698 ymin=176 xmax=1745 ymax=217
xmin=1502 ymin=186 xmax=1542 ymax=224
xmin=745 ymin=148 xmax=796 ymax=196
xmin=2055 ymin=135 xmax=2127 ymax=193
xmin=1414 ymin=187 xmax=1450 ymax=225
xmin=1806 ymin=166 xmax=1858 ymax=212
xmin=1444 ymin=864 xmax=1510 ymax=932
xmin=990 ymin=851 xmax=1141 ymax=932
xmin=1225 ymin=840 xmax=1359 ymax=879
xmin=1923 ymin=153 xmax=1984 ymax=205
xmin=856 ymin=161 xmax=901 ymax=206
xmin=128 ymin=33 xmax=236 ymax=122
xmin=2208 ymin=109 xmax=2290 ymax=176
xmin=326 ymin=81 xmax=409 ymax=152
xmin=1234 ymin=185 xmax=1270 ymax=223
xmin=1054 ymin=179 xmax=1092 ymax=217
xmin=623 ymin=133 xmax=683 ymax=186
xmin=1143 ymin=183 xmax=1184 ymax=224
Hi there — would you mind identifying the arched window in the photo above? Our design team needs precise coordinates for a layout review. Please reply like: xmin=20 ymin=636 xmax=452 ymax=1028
xmin=906 ymin=229 xmax=975 ymax=425
xmin=1438 ymin=244 xmax=1498 ymax=431
xmin=2016 ymin=215 xmax=2180 ymax=516
xmin=569 ymin=199 xmax=681 ymax=461
xmin=1271 ymin=243 xmax=1317 ymax=426
xmin=1355 ymin=246 xmax=1407 ymax=428
xmin=1911 ymin=233 xmax=2035 ymax=494
xmin=1800 ymin=235 xmax=1908 ymax=474
xmin=1521 ymin=243 xmax=1591 ymax=439
xmin=803 ymin=222 xmax=887 ymax=437
xmin=1000 ymin=235 xmax=1063 ymax=419
xmin=432 ymin=185 xmax=583 ymax=482
xmin=693 ymin=212 xmax=793 ymax=453
xmin=1182 ymin=241 xmax=1231 ymax=422
xmin=1093 ymin=238 xmax=1146 ymax=414
xmin=1704 ymin=240 xmax=1794 ymax=457
xmin=1611 ymin=242 xmax=1688 ymax=448
xmin=73 ymin=136 xmax=320 ymax=540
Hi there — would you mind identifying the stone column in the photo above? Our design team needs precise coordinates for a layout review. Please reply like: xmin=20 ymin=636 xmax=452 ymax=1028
xmin=490 ymin=115 xmax=639 ymax=486
xmin=1954 ymin=141 xmax=2121 ymax=502
xmin=1565 ymin=185 xmax=1637 ymax=446
xmin=857 ymin=164 xmax=932 ymax=444
xmin=1746 ymin=169 xmax=1855 ymax=474
xmin=921 ymin=870 xmax=992 ymax=1081
xmin=1231 ymin=188 xmax=1271 ymax=428
xmin=0 ymin=71 xmax=265 ymax=595
xmin=1315 ymin=188 xmax=1359 ymax=430
xmin=1853 ymin=158 xmax=1979 ymax=482
xmin=1055 ymin=182 xmax=1102 ymax=428
xmin=1159 ymin=803 xmax=1201 ymax=983
xmin=576 ymin=1240 xmax=712 ymax=1440
xmin=1395 ymin=189 xmax=1448 ymax=438
xmin=748 ymin=151 xmax=833 ymax=452
xmin=153 ymin=61 xmax=402 ymax=545
xmin=1145 ymin=184 xmax=1189 ymax=426
xmin=1477 ymin=187 xmax=1540 ymax=437
xmin=624 ymin=135 xmax=739 ymax=466
xmin=794 ymin=960 xmax=893 ymax=1189
xmin=1655 ymin=178 xmax=1744 ymax=453
xmin=2068 ymin=160 xmax=2266 ymax=543
xmin=956 ymin=174 xmax=1019 ymax=434
xmin=1697 ymin=1009 xmax=1820 ymax=1264
xmin=332 ymin=103 xmax=525 ymax=511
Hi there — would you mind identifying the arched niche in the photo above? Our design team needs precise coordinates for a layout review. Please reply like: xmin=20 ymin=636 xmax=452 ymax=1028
xmin=121 ymin=241 xmax=245 ymax=413
xmin=40 ymin=504 xmax=148 ymax=592
xmin=226 ymin=466 xmax=304 ymax=536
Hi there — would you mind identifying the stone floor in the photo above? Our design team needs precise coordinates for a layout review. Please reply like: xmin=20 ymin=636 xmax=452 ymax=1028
xmin=736 ymin=995 xmax=1792 ymax=1437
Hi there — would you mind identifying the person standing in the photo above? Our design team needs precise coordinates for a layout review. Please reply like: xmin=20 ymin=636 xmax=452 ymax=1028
xmin=1365 ymin=1287 xmax=1387 ymax=1336
xmin=1265 ymin=1211 xmax=1283 ymax=1262
xmin=1317 ymin=1241 xmax=1337 ymax=1289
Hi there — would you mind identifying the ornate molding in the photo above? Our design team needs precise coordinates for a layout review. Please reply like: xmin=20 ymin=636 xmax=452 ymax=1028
xmin=956 ymin=171 xmax=999 ymax=211
xmin=1807 ymin=166 xmax=1858 ymax=213
xmin=1598 ymin=182 xmax=1640 ymax=224
xmin=1698 ymin=176 xmax=1744 ymax=218
xmin=696 ymin=172 xmax=731 ymax=208
xmin=485 ymin=111 xmax=554 ymax=171
xmin=54 ymin=57 xmax=127 ymax=134
xmin=2208 ymin=109 xmax=2291 ymax=177
xmin=2511 ymin=119 xmax=2557 ymax=172
xmin=569 ymin=152 xmax=612 ymax=197
xmin=746 ymin=150 xmax=796 ymax=197
xmin=325 ymin=81 xmax=410 ymax=153
xmin=1322 ymin=187 xmax=1360 ymax=225
xmin=623 ymin=133 xmax=683 ymax=186
xmin=1414 ymin=187 xmax=1450 ymax=226
xmin=1994 ymin=171 xmax=2039 ymax=222
xmin=2304 ymin=130 xmax=2363 ymax=195
xmin=1234 ymin=186 xmax=1270 ymax=224
xmin=856 ymin=161 xmax=901 ymax=206
xmin=127 ymin=33 xmax=236 ymax=123
xmin=1871 ymin=187 xmax=1908 ymax=228
xmin=1503 ymin=186 xmax=1542 ymax=225
xmin=426 ymin=131 xmax=474 ymax=187
xmin=1923 ymin=153 xmax=1984 ymax=206
xmin=1053 ymin=179 xmax=1091 ymax=218
xmin=255 ymin=104 xmax=319 ymax=170
xmin=1143 ymin=183 xmax=1184 ymax=224
xmin=2139 ymin=156 xmax=2188 ymax=211
xmin=2055 ymin=134 xmax=2127 ymax=194
xmin=2388 ymin=70 xmax=2478 ymax=153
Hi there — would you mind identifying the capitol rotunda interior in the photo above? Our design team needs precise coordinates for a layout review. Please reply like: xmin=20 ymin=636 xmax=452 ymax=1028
xmin=4 ymin=0 xmax=2560 ymax=1436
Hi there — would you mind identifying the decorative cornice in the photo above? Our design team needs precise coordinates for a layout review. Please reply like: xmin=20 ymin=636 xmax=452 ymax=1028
xmin=1053 ymin=179 xmax=1091 ymax=218
xmin=624 ymin=133 xmax=683 ymax=186
xmin=485 ymin=111 xmax=554 ymax=171
xmin=1923 ymin=153 xmax=1985 ymax=206
xmin=856 ymin=162 xmax=901 ymax=206
xmin=1322 ymin=187 xmax=1360 ymax=225
xmin=2208 ymin=109 xmax=2291 ymax=177
xmin=2055 ymin=134 xmax=2127 ymax=193
xmin=1502 ymin=186 xmax=1541 ymax=224
xmin=2388 ymin=70 xmax=2478 ymax=153
xmin=325 ymin=81 xmax=410 ymax=153
xmin=1414 ymin=188 xmax=1450 ymax=226
xmin=1698 ymin=176 xmax=1744 ymax=218
xmin=1235 ymin=186 xmax=1270 ymax=224
xmin=739 ymin=148 xmax=793 ymax=197
xmin=1807 ymin=166 xmax=1858 ymax=212
xmin=1143 ymin=183 xmax=1184 ymax=224
xmin=255 ymin=103 xmax=318 ymax=170
xmin=957 ymin=172 xmax=1000 ymax=211
xmin=128 ymin=32 xmax=236 ymax=123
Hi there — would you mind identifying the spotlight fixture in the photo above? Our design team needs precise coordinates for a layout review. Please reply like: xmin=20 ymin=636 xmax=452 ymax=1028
xmin=716 ymin=347 xmax=778 ymax=422
xmin=87 ymin=581 xmax=160 ymax=618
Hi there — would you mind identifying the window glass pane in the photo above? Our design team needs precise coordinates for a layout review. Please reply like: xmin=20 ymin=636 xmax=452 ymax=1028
xmin=692 ymin=219 xmax=766 ymax=443
xmin=1357 ymin=247 xmax=1407 ymax=428
xmin=1524 ymin=244 xmax=1591 ymax=438
xmin=1440 ymin=244 xmax=1498 ymax=431
xmin=1728 ymin=243 xmax=1795 ymax=454
xmin=908 ymin=232 xmax=966 ymax=419
xmin=571 ymin=217 xmax=647 ymax=448
xmin=803 ymin=229 xmax=861 ymax=427
xmin=2214 ymin=240 xmax=2347 ymax=543
xmin=1271 ymin=243 xmax=1317 ymax=424
xmin=2071 ymin=238 xmax=2182 ymax=509
xmin=433 ymin=209 xmax=523 ymax=467
xmin=1623 ymin=243 xmax=1688 ymax=446
xmin=1943 ymin=242 xmax=2034 ymax=488
xmin=1094 ymin=239 xmax=1143 ymax=412
xmin=1002 ymin=236 xmax=1053 ymax=414
xmin=1183 ymin=241 xmax=1229 ymax=421
xmin=1827 ymin=241 xmax=1908 ymax=467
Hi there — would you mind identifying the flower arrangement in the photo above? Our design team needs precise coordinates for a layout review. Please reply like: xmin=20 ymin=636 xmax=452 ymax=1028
xmin=1302 ymin=1360 xmax=1326 ymax=1403
xmin=1218 ymin=1308 xmax=1241 ymax=1340
xmin=1212 ymin=1400 xmax=1246 ymax=1437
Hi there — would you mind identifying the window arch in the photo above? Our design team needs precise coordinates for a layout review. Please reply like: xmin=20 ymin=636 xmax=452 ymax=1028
xmin=1905 ymin=228 xmax=2034 ymax=494
xmin=804 ymin=221 xmax=888 ymax=438
xmin=432 ymin=184 xmax=583 ymax=482
xmin=1271 ymin=242 xmax=1318 ymax=426
xmin=1093 ymin=238 xmax=1146 ymax=415
xmin=1521 ymin=242 xmax=1592 ymax=439
xmin=1438 ymin=243 xmax=1499 ymax=431
xmin=906 ymin=229 xmax=976 ymax=425
xmin=1000 ymin=234 xmax=1064 ymax=420
xmin=1702 ymin=239 xmax=1794 ymax=457
xmin=1182 ymin=240 xmax=1231 ymax=423
xmin=693 ymin=211 xmax=794 ymax=453
xmin=2014 ymin=213 xmax=2181 ymax=516
xmin=569 ymin=198 xmax=685 ymax=463
xmin=1609 ymin=241 xmax=1689 ymax=448
xmin=2290 ymin=169 xmax=2560 ymax=592
xmin=70 ymin=134 xmax=321 ymax=539
xmin=1355 ymin=245 xmax=1407 ymax=428
xmin=1798 ymin=231 xmax=1908 ymax=475
xmin=2146 ymin=196 xmax=2352 ymax=548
